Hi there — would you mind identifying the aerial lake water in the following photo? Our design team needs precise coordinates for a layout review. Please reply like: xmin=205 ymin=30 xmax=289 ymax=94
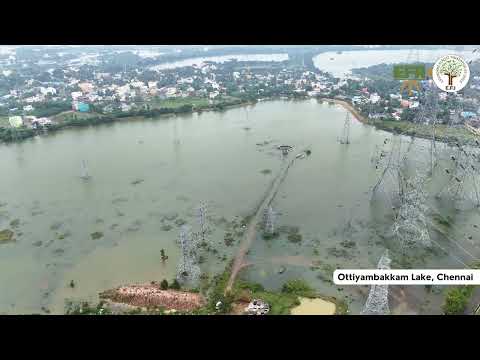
xmin=150 ymin=53 xmax=289 ymax=70
xmin=313 ymin=49 xmax=478 ymax=78
xmin=1 ymin=99 xmax=479 ymax=314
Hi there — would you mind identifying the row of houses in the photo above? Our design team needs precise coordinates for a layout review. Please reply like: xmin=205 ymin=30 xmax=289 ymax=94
xmin=8 ymin=115 xmax=52 ymax=128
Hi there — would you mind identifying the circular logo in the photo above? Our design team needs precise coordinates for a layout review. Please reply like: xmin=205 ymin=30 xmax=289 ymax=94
xmin=432 ymin=54 xmax=470 ymax=92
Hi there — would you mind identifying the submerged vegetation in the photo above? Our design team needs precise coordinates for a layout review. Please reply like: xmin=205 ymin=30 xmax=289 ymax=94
xmin=0 ymin=229 xmax=14 ymax=243
xmin=90 ymin=231 xmax=104 ymax=240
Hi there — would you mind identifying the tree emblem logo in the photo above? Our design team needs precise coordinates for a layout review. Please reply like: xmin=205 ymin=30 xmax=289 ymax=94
xmin=432 ymin=54 xmax=470 ymax=92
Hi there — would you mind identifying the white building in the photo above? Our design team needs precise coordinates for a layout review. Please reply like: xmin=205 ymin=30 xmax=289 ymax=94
xmin=352 ymin=96 xmax=364 ymax=104
xmin=178 ymin=77 xmax=194 ymax=84
xmin=369 ymin=93 xmax=381 ymax=104
xmin=307 ymin=90 xmax=322 ymax=97
xmin=130 ymin=80 xmax=145 ymax=88
xmin=165 ymin=87 xmax=177 ymax=97
xmin=23 ymin=105 xmax=34 ymax=112
xmin=121 ymin=103 xmax=132 ymax=112
xmin=40 ymin=87 xmax=57 ymax=96
xmin=25 ymin=95 xmax=44 ymax=103
xmin=71 ymin=91 xmax=83 ymax=100
xmin=116 ymin=85 xmax=131 ymax=97
xmin=209 ymin=91 xmax=219 ymax=99
xmin=409 ymin=101 xmax=420 ymax=109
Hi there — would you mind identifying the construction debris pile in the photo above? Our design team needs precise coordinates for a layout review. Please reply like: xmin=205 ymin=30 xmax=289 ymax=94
xmin=99 ymin=285 xmax=206 ymax=312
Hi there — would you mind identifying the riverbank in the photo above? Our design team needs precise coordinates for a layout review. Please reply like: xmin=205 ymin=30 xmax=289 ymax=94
xmin=3 ymin=95 xmax=476 ymax=147
xmin=323 ymin=97 xmax=478 ymax=145
xmin=0 ymin=97 xmax=254 ymax=144
xmin=321 ymin=98 xmax=368 ymax=124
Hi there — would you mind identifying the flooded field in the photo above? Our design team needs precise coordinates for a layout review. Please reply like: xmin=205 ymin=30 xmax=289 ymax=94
xmin=1 ymin=99 xmax=479 ymax=314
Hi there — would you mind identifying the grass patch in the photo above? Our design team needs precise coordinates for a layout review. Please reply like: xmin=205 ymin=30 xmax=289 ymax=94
xmin=90 ymin=231 xmax=104 ymax=240
xmin=148 ymin=97 xmax=208 ymax=110
xmin=234 ymin=280 xmax=299 ymax=315
xmin=65 ymin=300 xmax=112 ymax=315
xmin=443 ymin=286 xmax=475 ymax=315
xmin=207 ymin=263 xmax=235 ymax=313
xmin=370 ymin=119 xmax=476 ymax=144
xmin=335 ymin=299 xmax=349 ymax=315
xmin=288 ymin=233 xmax=302 ymax=243
xmin=281 ymin=279 xmax=316 ymax=297
xmin=0 ymin=229 xmax=15 ymax=243
xmin=53 ymin=111 xmax=104 ymax=124
xmin=262 ymin=231 xmax=279 ymax=240
xmin=0 ymin=116 xmax=10 ymax=128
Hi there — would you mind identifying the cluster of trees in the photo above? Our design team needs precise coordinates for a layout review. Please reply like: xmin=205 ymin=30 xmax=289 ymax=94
xmin=443 ymin=285 xmax=474 ymax=315
xmin=30 ymin=101 xmax=72 ymax=118
xmin=0 ymin=126 xmax=36 ymax=143
xmin=159 ymin=279 xmax=181 ymax=291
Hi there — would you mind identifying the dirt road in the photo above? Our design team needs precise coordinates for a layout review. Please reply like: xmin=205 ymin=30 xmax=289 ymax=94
xmin=225 ymin=155 xmax=298 ymax=294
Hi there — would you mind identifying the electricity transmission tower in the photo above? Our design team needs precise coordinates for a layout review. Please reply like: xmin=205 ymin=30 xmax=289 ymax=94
xmin=436 ymin=141 xmax=480 ymax=206
xmin=80 ymin=160 xmax=90 ymax=180
xmin=371 ymin=136 xmax=406 ymax=198
xmin=392 ymin=173 xmax=431 ymax=250
xmin=361 ymin=250 xmax=391 ymax=315
xmin=177 ymin=225 xmax=200 ymax=284
xmin=263 ymin=206 xmax=276 ymax=235
xmin=412 ymin=80 xmax=440 ymax=174
xmin=338 ymin=112 xmax=351 ymax=144
xmin=197 ymin=201 xmax=207 ymax=242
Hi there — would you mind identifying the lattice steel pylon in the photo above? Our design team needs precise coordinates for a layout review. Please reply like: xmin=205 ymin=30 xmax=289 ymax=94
xmin=361 ymin=250 xmax=391 ymax=315
xmin=392 ymin=172 xmax=431 ymax=249
xmin=263 ymin=206 xmax=276 ymax=235
xmin=177 ymin=225 xmax=201 ymax=284
xmin=80 ymin=160 xmax=90 ymax=180
xmin=436 ymin=141 xmax=480 ymax=206
xmin=338 ymin=112 xmax=351 ymax=144
xmin=412 ymin=79 xmax=440 ymax=175
xmin=197 ymin=201 xmax=207 ymax=242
